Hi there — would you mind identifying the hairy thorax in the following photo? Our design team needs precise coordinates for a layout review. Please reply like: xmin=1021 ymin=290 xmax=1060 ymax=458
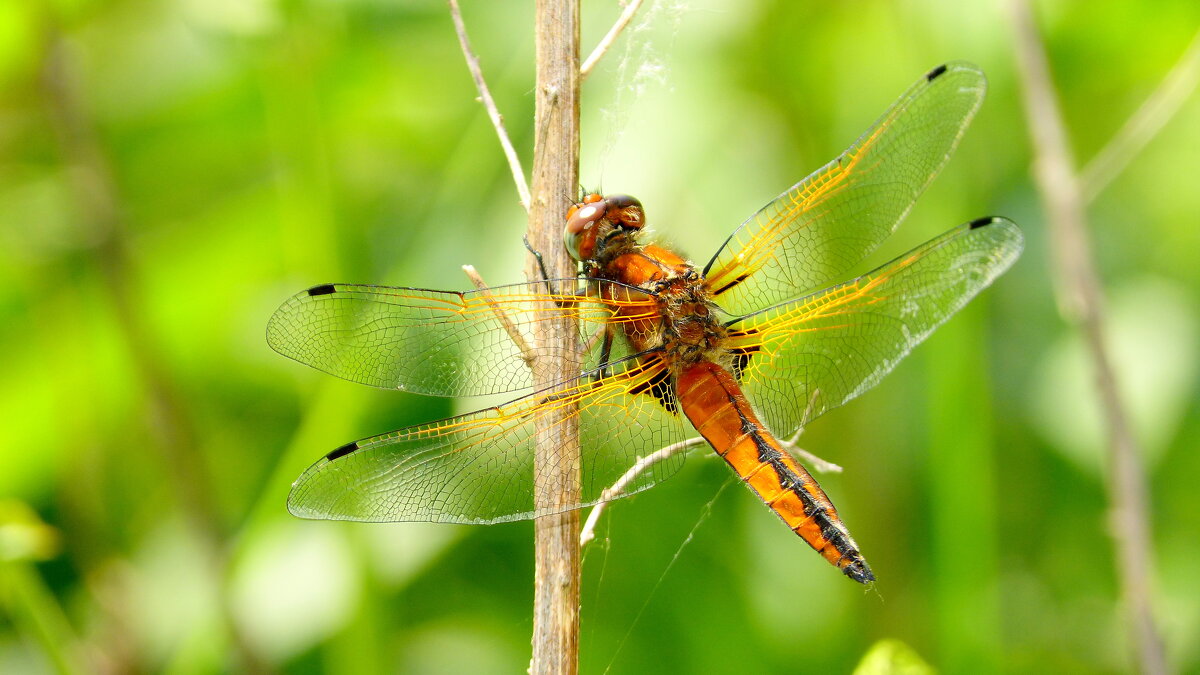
xmin=654 ymin=271 xmax=728 ymax=368
xmin=597 ymin=242 xmax=730 ymax=372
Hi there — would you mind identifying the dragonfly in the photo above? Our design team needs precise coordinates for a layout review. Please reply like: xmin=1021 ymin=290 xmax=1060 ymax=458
xmin=268 ymin=62 xmax=1022 ymax=584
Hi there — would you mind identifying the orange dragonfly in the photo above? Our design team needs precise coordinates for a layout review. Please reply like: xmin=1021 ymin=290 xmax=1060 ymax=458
xmin=268 ymin=62 xmax=1022 ymax=583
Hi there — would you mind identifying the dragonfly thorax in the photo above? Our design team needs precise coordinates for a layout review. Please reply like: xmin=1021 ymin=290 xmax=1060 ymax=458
xmin=656 ymin=277 xmax=729 ymax=370
xmin=568 ymin=195 xmax=734 ymax=371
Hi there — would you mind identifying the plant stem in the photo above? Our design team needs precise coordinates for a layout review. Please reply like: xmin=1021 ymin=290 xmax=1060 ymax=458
xmin=0 ymin=562 xmax=83 ymax=675
xmin=528 ymin=0 xmax=582 ymax=673
xmin=1009 ymin=3 xmax=1166 ymax=672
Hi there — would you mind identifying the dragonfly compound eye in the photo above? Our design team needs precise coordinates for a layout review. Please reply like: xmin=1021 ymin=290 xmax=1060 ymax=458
xmin=564 ymin=199 xmax=606 ymax=261
xmin=603 ymin=194 xmax=644 ymax=230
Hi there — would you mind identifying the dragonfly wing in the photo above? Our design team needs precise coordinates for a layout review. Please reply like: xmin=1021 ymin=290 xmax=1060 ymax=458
xmin=704 ymin=62 xmax=987 ymax=316
xmin=287 ymin=353 xmax=691 ymax=523
xmin=725 ymin=217 xmax=1022 ymax=440
xmin=267 ymin=279 xmax=658 ymax=397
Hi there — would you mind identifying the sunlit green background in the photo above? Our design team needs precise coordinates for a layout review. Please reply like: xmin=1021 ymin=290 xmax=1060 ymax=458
xmin=2 ymin=0 xmax=1198 ymax=672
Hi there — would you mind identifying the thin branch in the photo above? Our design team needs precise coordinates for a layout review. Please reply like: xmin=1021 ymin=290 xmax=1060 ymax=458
xmin=577 ymin=433 xmax=843 ymax=547
xmin=579 ymin=437 xmax=705 ymax=546
xmin=580 ymin=0 xmax=645 ymax=81
xmin=462 ymin=265 xmax=539 ymax=367
xmin=528 ymin=0 xmax=582 ymax=672
xmin=580 ymin=389 xmax=839 ymax=546
xmin=1009 ymin=3 xmax=1166 ymax=674
xmin=786 ymin=388 xmax=835 ymax=472
xmin=581 ymin=324 xmax=608 ymax=354
xmin=789 ymin=445 xmax=843 ymax=475
xmin=1081 ymin=28 xmax=1200 ymax=204
xmin=447 ymin=0 xmax=532 ymax=211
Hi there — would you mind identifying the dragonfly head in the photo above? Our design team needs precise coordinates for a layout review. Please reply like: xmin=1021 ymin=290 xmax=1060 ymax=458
xmin=564 ymin=193 xmax=645 ymax=261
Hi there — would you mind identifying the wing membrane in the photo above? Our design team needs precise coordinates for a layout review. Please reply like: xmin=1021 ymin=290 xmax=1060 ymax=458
xmin=704 ymin=62 xmax=987 ymax=316
xmin=726 ymin=217 xmax=1022 ymax=439
xmin=267 ymin=280 xmax=659 ymax=397
xmin=287 ymin=354 xmax=691 ymax=523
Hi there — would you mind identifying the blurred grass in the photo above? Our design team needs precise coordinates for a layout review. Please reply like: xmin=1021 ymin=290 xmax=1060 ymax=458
xmin=1 ymin=0 xmax=1198 ymax=672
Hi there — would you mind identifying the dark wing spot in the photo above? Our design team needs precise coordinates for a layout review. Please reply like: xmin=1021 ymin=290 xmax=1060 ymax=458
xmin=325 ymin=441 xmax=359 ymax=461
xmin=629 ymin=367 xmax=677 ymax=414
xmin=730 ymin=345 xmax=760 ymax=380
xmin=926 ymin=64 xmax=948 ymax=81
xmin=308 ymin=284 xmax=337 ymax=296
xmin=969 ymin=216 xmax=996 ymax=230
xmin=732 ymin=352 xmax=751 ymax=380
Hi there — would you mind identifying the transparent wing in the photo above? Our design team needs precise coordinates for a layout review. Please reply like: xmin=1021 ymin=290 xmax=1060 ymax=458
xmin=725 ymin=217 xmax=1022 ymax=440
xmin=287 ymin=353 xmax=691 ymax=523
xmin=267 ymin=279 xmax=659 ymax=397
xmin=704 ymin=62 xmax=987 ymax=316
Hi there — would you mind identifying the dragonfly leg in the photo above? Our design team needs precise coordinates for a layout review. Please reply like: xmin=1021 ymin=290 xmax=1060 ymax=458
xmin=523 ymin=235 xmax=559 ymax=295
xmin=593 ymin=327 xmax=615 ymax=383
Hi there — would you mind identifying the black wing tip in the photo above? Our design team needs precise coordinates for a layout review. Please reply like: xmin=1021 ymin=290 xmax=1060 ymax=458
xmin=325 ymin=441 xmax=359 ymax=461
xmin=925 ymin=63 xmax=949 ymax=81
xmin=968 ymin=216 xmax=999 ymax=230
xmin=308 ymin=284 xmax=337 ymax=296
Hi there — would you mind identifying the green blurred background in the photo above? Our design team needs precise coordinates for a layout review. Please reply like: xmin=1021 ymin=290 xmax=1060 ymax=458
xmin=2 ymin=0 xmax=1198 ymax=672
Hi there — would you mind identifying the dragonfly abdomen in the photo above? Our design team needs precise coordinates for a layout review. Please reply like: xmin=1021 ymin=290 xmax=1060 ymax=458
xmin=677 ymin=361 xmax=874 ymax=584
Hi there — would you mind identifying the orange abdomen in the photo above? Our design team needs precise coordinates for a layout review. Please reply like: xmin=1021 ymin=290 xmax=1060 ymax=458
xmin=677 ymin=361 xmax=874 ymax=583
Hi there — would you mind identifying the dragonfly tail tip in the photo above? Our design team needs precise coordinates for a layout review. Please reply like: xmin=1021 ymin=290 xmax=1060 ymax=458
xmin=844 ymin=560 xmax=876 ymax=584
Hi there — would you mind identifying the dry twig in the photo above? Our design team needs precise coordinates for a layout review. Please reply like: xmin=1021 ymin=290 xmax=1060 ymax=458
xmin=462 ymin=265 xmax=539 ymax=367
xmin=581 ymin=0 xmax=646 ymax=80
xmin=579 ymin=437 xmax=705 ymax=546
xmin=580 ymin=389 xmax=838 ymax=547
xmin=446 ymin=3 xmax=581 ymax=669
xmin=581 ymin=324 xmax=609 ymax=354
xmin=578 ymin=434 xmax=843 ymax=547
xmin=527 ymin=0 xmax=583 ymax=672
xmin=1009 ymin=2 xmax=1167 ymax=673
xmin=788 ymin=442 xmax=843 ymax=475
xmin=447 ymin=0 xmax=532 ymax=211
xmin=1081 ymin=28 xmax=1200 ymax=204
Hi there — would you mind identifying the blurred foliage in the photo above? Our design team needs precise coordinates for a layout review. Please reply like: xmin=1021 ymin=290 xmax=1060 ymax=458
xmin=1 ymin=0 xmax=1198 ymax=672
xmin=853 ymin=639 xmax=935 ymax=675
